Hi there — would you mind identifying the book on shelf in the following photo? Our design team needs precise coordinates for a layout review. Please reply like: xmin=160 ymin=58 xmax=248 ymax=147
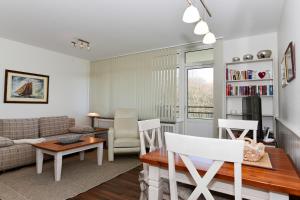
xmin=226 ymin=84 xmax=273 ymax=97
xmin=227 ymin=69 xmax=257 ymax=81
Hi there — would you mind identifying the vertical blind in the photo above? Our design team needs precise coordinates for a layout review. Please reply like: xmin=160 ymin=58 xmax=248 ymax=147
xmin=90 ymin=48 xmax=178 ymax=122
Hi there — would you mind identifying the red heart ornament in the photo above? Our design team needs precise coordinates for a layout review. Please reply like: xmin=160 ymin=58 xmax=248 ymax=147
xmin=258 ymin=72 xmax=266 ymax=79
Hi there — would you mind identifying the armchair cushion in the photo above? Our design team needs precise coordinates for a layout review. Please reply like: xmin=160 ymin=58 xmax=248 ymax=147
xmin=114 ymin=108 xmax=138 ymax=138
xmin=114 ymin=138 xmax=140 ymax=148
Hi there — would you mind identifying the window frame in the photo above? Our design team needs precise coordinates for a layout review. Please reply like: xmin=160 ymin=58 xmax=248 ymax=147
xmin=186 ymin=65 xmax=214 ymax=120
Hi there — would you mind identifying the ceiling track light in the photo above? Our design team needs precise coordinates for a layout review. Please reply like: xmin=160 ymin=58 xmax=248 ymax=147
xmin=203 ymin=32 xmax=216 ymax=44
xmin=182 ymin=0 xmax=216 ymax=44
xmin=71 ymin=38 xmax=91 ymax=50
xmin=182 ymin=1 xmax=200 ymax=23
xmin=194 ymin=20 xmax=209 ymax=35
xmin=199 ymin=0 xmax=211 ymax=18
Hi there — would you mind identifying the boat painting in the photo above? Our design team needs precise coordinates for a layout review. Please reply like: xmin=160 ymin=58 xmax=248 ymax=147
xmin=11 ymin=76 xmax=44 ymax=98
xmin=4 ymin=70 xmax=49 ymax=103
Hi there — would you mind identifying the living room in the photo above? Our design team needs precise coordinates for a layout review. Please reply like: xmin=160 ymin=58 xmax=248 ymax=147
xmin=0 ymin=0 xmax=300 ymax=200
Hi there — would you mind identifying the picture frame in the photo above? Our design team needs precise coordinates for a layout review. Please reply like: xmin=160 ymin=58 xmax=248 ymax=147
xmin=4 ymin=70 xmax=49 ymax=104
xmin=281 ymin=56 xmax=288 ymax=88
xmin=285 ymin=42 xmax=296 ymax=82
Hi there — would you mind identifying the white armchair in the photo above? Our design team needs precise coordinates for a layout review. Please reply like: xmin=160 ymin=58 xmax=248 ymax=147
xmin=108 ymin=108 xmax=140 ymax=161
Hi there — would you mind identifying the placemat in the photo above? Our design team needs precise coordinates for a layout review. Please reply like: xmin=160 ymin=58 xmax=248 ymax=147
xmin=243 ymin=153 xmax=273 ymax=169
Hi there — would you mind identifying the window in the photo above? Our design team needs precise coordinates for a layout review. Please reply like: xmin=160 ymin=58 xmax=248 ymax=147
xmin=185 ymin=49 xmax=214 ymax=64
xmin=187 ymin=67 xmax=214 ymax=119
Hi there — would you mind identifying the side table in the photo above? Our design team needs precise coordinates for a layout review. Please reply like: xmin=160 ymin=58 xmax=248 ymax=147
xmin=93 ymin=128 xmax=109 ymax=148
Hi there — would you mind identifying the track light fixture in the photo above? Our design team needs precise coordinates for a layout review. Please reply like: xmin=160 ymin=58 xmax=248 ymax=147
xmin=182 ymin=0 xmax=216 ymax=44
xmin=71 ymin=38 xmax=91 ymax=50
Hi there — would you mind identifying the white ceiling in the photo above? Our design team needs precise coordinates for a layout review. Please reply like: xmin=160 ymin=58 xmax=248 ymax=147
xmin=0 ymin=0 xmax=285 ymax=61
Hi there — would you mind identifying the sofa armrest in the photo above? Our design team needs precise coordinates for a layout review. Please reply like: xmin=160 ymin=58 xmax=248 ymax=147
xmin=108 ymin=127 xmax=114 ymax=161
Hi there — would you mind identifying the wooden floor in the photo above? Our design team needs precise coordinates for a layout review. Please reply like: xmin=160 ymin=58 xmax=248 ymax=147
xmin=68 ymin=166 xmax=233 ymax=200
xmin=69 ymin=166 xmax=299 ymax=200
xmin=69 ymin=166 xmax=141 ymax=200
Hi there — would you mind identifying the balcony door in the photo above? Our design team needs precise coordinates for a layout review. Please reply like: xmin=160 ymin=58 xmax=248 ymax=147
xmin=184 ymin=66 xmax=214 ymax=137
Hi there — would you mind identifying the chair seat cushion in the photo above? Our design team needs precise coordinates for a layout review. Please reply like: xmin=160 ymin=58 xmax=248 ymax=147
xmin=114 ymin=138 xmax=140 ymax=148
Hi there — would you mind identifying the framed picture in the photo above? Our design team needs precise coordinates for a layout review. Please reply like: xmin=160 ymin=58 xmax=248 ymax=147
xmin=4 ymin=70 xmax=49 ymax=103
xmin=285 ymin=42 xmax=296 ymax=82
xmin=281 ymin=56 xmax=288 ymax=87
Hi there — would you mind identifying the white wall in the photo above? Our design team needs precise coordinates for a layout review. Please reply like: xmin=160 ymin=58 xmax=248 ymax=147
xmin=223 ymin=33 xmax=278 ymax=64
xmin=0 ymin=37 xmax=90 ymax=125
xmin=277 ymin=0 xmax=300 ymax=136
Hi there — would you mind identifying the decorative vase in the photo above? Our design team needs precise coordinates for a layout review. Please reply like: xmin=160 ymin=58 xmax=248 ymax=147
xmin=232 ymin=57 xmax=240 ymax=62
xmin=257 ymin=50 xmax=272 ymax=59
xmin=243 ymin=54 xmax=254 ymax=61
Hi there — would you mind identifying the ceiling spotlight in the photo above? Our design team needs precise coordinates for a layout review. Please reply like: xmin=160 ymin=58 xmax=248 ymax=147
xmin=194 ymin=20 xmax=209 ymax=35
xmin=182 ymin=4 xmax=200 ymax=23
xmin=71 ymin=38 xmax=91 ymax=50
xmin=203 ymin=32 xmax=216 ymax=44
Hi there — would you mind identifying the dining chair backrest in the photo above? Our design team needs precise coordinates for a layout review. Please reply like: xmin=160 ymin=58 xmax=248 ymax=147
xmin=138 ymin=119 xmax=163 ymax=181
xmin=218 ymin=119 xmax=258 ymax=143
xmin=138 ymin=119 xmax=163 ymax=156
xmin=165 ymin=132 xmax=244 ymax=200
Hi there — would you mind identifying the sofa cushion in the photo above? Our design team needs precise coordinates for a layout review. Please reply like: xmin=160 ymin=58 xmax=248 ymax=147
xmin=0 ymin=136 xmax=14 ymax=147
xmin=39 ymin=116 xmax=70 ymax=137
xmin=0 ymin=143 xmax=35 ymax=171
xmin=68 ymin=118 xmax=75 ymax=128
xmin=114 ymin=138 xmax=140 ymax=148
xmin=0 ymin=118 xmax=39 ymax=140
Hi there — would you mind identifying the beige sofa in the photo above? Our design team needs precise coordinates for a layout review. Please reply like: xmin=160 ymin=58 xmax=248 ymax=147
xmin=0 ymin=116 xmax=94 ymax=171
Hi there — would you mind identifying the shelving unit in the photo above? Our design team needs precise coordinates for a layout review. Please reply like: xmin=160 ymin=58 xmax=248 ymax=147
xmin=225 ymin=58 xmax=275 ymax=132
xmin=226 ymin=95 xmax=273 ymax=98
xmin=226 ymin=78 xmax=273 ymax=83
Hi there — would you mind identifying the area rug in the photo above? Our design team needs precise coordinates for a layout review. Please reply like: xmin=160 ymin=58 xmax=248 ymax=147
xmin=0 ymin=150 xmax=140 ymax=200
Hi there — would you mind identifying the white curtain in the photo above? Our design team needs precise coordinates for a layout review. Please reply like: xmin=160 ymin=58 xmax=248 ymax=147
xmin=90 ymin=48 xmax=177 ymax=122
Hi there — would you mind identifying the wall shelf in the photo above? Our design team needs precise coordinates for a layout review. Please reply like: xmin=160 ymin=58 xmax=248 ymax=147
xmin=226 ymin=113 xmax=274 ymax=117
xmin=226 ymin=95 xmax=273 ymax=98
xmin=226 ymin=58 xmax=273 ymax=65
xmin=225 ymin=58 xmax=275 ymax=132
xmin=226 ymin=78 xmax=273 ymax=83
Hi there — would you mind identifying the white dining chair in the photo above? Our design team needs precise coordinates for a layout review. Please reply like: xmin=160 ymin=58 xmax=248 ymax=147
xmin=138 ymin=118 xmax=163 ymax=178
xmin=138 ymin=119 xmax=165 ymax=200
xmin=218 ymin=119 xmax=258 ymax=143
xmin=138 ymin=119 xmax=192 ymax=200
xmin=165 ymin=132 xmax=245 ymax=200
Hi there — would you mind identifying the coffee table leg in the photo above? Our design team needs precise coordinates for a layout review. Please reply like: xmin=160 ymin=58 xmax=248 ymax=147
xmin=79 ymin=151 xmax=85 ymax=161
xmin=97 ymin=143 xmax=103 ymax=166
xmin=36 ymin=149 xmax=44 ymax=174
xmin=54 ymin=153 xmax=62 ymax=181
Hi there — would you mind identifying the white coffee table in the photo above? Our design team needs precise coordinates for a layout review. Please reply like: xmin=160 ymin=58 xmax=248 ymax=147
xmin=33 ymin=136 xmax=104 ymax=181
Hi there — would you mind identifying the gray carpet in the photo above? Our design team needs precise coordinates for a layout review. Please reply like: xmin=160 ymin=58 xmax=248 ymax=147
xmin=0 ymin=150 xmax=140 ymax=200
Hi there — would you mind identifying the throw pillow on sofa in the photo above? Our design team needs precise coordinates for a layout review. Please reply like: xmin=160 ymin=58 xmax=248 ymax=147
xmin=0 ymin=136 xmax=14 ymax=147
xmin=69 ymin=126 xmax=95 ymax=134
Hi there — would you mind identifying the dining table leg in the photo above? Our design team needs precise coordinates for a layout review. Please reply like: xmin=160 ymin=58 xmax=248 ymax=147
xmin=148 ymin=166 xmax=163 ymax=200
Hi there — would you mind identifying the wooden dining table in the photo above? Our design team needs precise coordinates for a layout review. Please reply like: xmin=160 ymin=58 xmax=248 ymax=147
xmin=140 ymin=147 xmax=300 ymax=200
